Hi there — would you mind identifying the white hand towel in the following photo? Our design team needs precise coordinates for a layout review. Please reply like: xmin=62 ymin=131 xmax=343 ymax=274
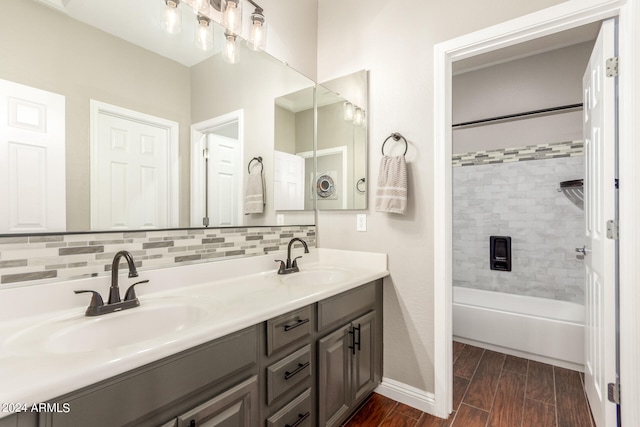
xmin=244 ymin=173 xmax=265 ymax=214
xmin=375 ymin=155 xmax=407 ymax=214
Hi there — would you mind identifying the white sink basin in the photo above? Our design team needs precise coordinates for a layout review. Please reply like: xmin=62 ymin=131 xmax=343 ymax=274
xmin=4 ymin=297 xmax=212 ymax=354
xmin=280 ymin=268 xmax=353 ymax=286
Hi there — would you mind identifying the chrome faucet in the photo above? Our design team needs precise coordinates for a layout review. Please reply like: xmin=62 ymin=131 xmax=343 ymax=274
xmin=275 ymin=238 xmax=309 ymax=274
xmin=75 ymin=250 xmax=148 ymax=316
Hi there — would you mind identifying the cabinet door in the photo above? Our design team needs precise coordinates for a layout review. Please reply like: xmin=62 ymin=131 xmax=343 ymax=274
xmin=351 ymin=311 xmax=377 ymax=404
xmin=176 ymin=376 xmax=258 ymax=427
xmin=318 ymin=324 xmax=352 ymax=427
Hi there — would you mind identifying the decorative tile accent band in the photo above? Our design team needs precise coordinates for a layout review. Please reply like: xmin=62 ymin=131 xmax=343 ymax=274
xmin=0 ymin=226 xmax=316 ymax=286
xmin=453 ymin=140 xmax=584 ymax=167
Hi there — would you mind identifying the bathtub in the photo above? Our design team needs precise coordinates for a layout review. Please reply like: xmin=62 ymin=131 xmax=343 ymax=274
xmin=453 ymin=286 xmax=584 ymax=371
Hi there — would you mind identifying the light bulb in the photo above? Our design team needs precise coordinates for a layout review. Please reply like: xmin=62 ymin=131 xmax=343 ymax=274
xmin=223 ymin=31 xmax=240 ymax=64
xmin=344 ymin=102 xmax=354 ymax=121
xmin=162 ymin=0 xmax=182 ymax=34
xmin=195 ymin=16 xmax=213 ymax=51
xmin=354 ymin=107 xmax=364 ymax=126
xmin=247 ymin=10 xmax=266 ymax=51
xmin=222 ymin=0 xmax=242 ymax=34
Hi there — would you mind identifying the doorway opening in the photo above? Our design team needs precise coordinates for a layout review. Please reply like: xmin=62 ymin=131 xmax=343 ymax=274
xmin=190 ymin=110 xmax=244 ymax=228
xmin=432 ymin=1 xmax=636 ymax=425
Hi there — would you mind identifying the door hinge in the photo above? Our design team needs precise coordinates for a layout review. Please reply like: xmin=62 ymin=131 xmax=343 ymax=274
xmin=606 ymin=57 xmax=619 ymax=77
xmin=607 ymin=220 xmax=619 ymax=239
xmin=608 ymin=382 xmax=620 ymax=404
xmin=203 ymin=148 xmax=209 ymax=158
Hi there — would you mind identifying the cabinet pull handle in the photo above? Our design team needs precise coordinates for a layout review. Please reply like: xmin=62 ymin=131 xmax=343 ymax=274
xmin=285 ymin=411 xmax=310 ymax=427
xmin=354 ymin=324 xmax=361 ymax=351
xmin=284 ymin=318 xmax=310 ymax=332
xmin=284 ymin=362 xmax=310 ymax=380
xmin=189 ymin=420 xmax=196 ymax=427
xmin=348 ymin=328 xmax=356 ymax=355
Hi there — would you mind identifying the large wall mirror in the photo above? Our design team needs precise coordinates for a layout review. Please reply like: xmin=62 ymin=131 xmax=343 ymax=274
xmin=0 ymin=0 xmax=316 ymax=234
xmin=273 ymin=70 xmax=368 ymax=211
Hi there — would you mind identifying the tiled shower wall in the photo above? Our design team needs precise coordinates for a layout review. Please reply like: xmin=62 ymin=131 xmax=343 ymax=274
xmin=453 ymin=141 xmax=585 ymax=303
xmin=0 ymin=225 xmax=315 ymax=286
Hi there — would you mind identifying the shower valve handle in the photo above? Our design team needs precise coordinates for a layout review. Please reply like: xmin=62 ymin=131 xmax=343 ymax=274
xmin=575 ymin=246 xmax=591 ymax=256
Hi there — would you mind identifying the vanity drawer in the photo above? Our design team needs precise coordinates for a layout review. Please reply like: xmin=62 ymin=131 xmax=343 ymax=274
xmin=266 ymin=345 xmax=311 ymax=405
xmin=266 ymin=306 xmax=312 ymax=356
xmin=318 ymin=282 xmax=376 ymax=332
xmin=266 ymin=388 xmax=312 ymax=427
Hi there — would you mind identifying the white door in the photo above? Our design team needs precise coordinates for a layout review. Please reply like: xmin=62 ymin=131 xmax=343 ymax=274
xmin=92 ymin=108 xmax=175 ymax=230
xmin=583 ymin=18 xmax=617 ymax=427
xmin=208 ymin=133 xmax=241 ymax=226
xmin=274 ymin=150 xmax=305 ymax=211
xmin=0 ymin=79 xmax=66 ymax=233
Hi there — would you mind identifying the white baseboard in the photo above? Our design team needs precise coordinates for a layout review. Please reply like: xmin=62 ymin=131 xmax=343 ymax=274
xmin=374 ymin=378 xmax=439 ymax=416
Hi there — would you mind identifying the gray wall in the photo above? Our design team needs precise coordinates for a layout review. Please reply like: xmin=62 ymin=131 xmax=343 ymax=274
xmin=452 ymin=42 xmax=593 ymax=153
xmin=316 ymin=0 xmax=570 ymax=395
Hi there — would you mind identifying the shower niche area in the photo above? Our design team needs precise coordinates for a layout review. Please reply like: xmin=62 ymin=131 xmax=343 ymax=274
xmin=451 ymin=39 xmax=595 ymax=370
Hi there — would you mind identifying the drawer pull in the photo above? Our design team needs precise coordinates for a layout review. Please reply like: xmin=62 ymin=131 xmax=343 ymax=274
xmin=354 ymin=324 xmax=361 ymax=351
xmin=284 ymin=362 xmax=310 ymax=380
xmin=284 ymin=318 xmax=310 ymax=332
xmin=285 ymin=411 xmax=310 ymax=427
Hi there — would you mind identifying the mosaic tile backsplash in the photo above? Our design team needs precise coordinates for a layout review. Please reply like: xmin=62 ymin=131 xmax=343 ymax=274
xmin=453 ymin=140 xmax=584 ymax=167
xmin=0 ymin=225 xmax=315 ymax=286
xmin=453 ymin=141 xmax=585 ymax=303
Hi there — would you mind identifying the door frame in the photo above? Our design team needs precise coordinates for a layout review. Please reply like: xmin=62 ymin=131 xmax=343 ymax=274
xmin=190 ymin=109 xmax=244 ymax=227
xmin=89 ymin=100 xmax=179 ymax=229
xmin=432 ymin=0 xmax=640 ymax=423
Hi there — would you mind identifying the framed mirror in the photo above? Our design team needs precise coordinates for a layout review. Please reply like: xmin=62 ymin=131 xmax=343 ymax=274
xmin=0 ymin=0 xmax=315 ymax=234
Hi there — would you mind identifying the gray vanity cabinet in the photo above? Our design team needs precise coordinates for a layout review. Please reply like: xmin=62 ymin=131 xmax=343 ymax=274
xmin=317 ymin=282 xmax=382 ymax=427
xmin=262 ymin=306 xmax=315 ymax=427
xmin=173 ymin=376 xmax=258 ymax=427
xmin=0 ymin=413 xmax=37 ymax=427
xmin=23 ymin=279 xmax=382 ymax=427
xmin=38 ymin=326 xmax=259 ymax=427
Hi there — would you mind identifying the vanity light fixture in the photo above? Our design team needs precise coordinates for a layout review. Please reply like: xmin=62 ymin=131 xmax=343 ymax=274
xmin=162 ymin=0 xmax=182 ymax=34
xmin=195 ymin=15 xmax=214 ymax=51
xmin=247 ymin=7 xmax=266 ymax=50
xmin=193 ymin=0 xmax=211 ymax=14
xmin=223 ymin=30 xmax=240 ymax=64
xmin=221 ymin=0 xmax=242 ymax=34
xmin=344 ymin=102 xmax=354 ymax=121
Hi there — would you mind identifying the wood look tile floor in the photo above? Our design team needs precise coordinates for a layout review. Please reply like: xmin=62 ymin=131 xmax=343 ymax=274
xmin=343 ymin=342 xmax=595 ymax=427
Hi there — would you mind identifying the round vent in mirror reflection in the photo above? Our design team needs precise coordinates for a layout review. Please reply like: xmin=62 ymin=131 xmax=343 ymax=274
xmin=316 ymin=175 xmax=335 ymax=198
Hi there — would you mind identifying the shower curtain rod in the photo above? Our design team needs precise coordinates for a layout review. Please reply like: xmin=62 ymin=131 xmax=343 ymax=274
xmin=452 ymin=103 xmax=583 ymax=129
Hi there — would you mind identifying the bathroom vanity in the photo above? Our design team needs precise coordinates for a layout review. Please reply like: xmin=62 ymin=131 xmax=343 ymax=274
xmin=0 ymin=249 xmax=387 ymax=427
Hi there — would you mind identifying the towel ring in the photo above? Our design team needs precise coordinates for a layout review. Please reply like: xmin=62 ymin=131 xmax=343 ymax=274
xmin=356 ymin=178 xmax=366 ymax=194
xmin=381 ymin=132 xmax=408 ymax=156
xmin=248 ymin=156 xmax=263 ymax=174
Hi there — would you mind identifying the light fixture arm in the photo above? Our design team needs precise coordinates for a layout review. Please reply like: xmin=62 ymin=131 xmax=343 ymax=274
xmin=245 ymin=0 xmax=263 ymax=12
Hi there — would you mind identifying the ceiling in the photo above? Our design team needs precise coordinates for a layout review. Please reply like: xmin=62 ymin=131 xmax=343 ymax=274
xmin=453 ymin=21 xmax=602 ymax=75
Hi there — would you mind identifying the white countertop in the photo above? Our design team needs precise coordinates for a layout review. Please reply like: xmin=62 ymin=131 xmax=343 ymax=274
xmin=0 ymin=248 xmax=387 ymax=413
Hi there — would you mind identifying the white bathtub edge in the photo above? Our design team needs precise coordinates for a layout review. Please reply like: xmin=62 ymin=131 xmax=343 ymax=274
xmin=454 ymin=336 xmax=584 ymax=372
